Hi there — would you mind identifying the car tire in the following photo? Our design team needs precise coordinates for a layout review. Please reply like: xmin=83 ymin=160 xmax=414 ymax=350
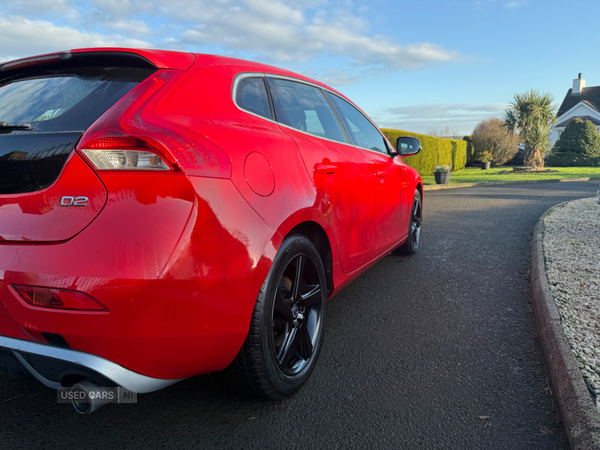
xmin=227 ymin=235 xmax=327 ymax=399
xmin=394 ymin=189 xmax=422 ymax=255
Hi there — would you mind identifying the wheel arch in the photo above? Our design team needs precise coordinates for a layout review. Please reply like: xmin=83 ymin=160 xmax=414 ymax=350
xmin=286 ymin=221 xmax=334 ymax=298
xmin=416 ymin=181 xmax=423 ymax=220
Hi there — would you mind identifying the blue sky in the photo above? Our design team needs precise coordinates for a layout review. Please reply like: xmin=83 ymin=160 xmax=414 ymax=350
xmin=0 ymin=0 xmax=596 ymax=135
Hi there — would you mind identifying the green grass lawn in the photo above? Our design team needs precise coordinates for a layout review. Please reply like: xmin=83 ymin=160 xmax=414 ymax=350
xmin=421 ymin=167 xmax=600 ymax=185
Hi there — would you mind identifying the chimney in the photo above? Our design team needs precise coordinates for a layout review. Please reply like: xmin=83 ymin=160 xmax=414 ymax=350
xmin=573 ymin=73 xmax=586 ymax=94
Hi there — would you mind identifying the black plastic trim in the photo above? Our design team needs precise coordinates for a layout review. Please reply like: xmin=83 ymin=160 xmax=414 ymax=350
xmin=0 ymin=51 xmax=157 ymax=79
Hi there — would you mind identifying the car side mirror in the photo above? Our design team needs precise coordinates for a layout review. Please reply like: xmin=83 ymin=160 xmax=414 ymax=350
xmin=396 ymin=136 xmax=422 ymax=156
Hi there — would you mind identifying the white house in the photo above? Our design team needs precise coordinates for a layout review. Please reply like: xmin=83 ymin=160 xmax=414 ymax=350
xmin=550 ymin=74 xmax=600 ymax=146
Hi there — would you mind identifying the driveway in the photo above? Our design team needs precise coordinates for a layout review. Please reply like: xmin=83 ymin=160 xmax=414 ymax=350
xmin=1 ymin=181 xmax=597 ymax=449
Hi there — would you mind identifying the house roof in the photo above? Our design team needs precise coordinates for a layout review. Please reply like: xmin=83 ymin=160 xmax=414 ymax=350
xmin=557 ymin=86 xmax=600 ymax=117
xmin=555 ymin=115 xmax=600 ymax=128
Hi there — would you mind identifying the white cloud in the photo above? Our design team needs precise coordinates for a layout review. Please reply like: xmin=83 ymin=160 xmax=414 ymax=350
xmin=0 ymin=0 xmax=462 ymax=79
xmin=382 ymin=103 xmax=509 ymax=135
xmin=87 ymin=0 xmax=157 ymax=18
xmin=83 ymin=0 xmax=460 ymax=69
xmin=0 ymin=0 xmax=79 ymax=20
xmin=281 ymin=0 xmax=326 ymax=8
xmin=307 ymin=68 xmax=371 ymax=87
xmin=178 ymin=1 xmax=459 ymax=69
xmin=387 ymin=103 xmax=507 ymax=118
xmin=504 ymin=1 xmax=526 ymax=8
xmin=104 ymin=20 xmax=153 ymax=36
xmin=242 ymin=0 xmax=305 ymax=24
xmin=0 ymin=16 xmax=152 ymax=62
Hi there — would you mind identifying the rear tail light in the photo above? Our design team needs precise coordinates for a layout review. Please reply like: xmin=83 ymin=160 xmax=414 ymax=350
xmin=12 ymin=285 xmax=108 ymax=312
xmin=78 ymin=70 xmax=231 ymax=178
xmin=81 ymin=149 xmax=170 ymax=171
xmin=81 ymin=137 xmax=170 ymax=170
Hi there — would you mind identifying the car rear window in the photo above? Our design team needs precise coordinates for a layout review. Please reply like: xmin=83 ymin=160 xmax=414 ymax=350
xmin=0 ymin=67 xmax=153 ymax=133
xmin=0 ymin=67 xmax=154 ymax=194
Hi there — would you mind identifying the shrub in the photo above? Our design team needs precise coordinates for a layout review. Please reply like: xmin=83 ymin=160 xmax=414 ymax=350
xmin=463 ymin=135 xmax=476 ymax=165
xmin=547 ymin=118 xmax=600 ymax=167
xmin=471 ymin=118 xmax=519 ymax=165
xmin=475 ymin=151 xmax=493 ymax=163
xmin=382 ymin=129 xmax=467 ymax=176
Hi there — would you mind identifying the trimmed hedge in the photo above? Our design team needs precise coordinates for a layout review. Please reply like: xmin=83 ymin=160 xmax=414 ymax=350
xmin=463 ymin=135 xmax=476 ymax=165
xmin=382 ymin=128 xmax=467 ymax=175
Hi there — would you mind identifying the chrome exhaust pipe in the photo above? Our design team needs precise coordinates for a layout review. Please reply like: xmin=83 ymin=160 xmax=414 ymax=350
xmin=71 ymin=379 xmax=112 ymax=415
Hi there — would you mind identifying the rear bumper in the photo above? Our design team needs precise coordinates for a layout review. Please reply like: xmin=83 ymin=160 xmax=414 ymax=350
xmin=0 ymin=176 xmax=276 ymax=381
xmin=0 ymin=336 xmax=182 ymax=392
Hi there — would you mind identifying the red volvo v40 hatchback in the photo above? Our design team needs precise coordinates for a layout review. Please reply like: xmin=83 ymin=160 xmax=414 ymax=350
xmin=0 ymin=48 xmax=422 ymax=412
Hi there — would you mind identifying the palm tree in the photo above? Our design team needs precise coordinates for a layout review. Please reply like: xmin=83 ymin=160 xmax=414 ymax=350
xmin=504 ymin=90 xmax=557 ymax=169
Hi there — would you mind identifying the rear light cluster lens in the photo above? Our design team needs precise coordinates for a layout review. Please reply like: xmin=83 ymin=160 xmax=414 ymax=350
xmin=81 ymin=136 xmax=170 ymax=170
xmin=12 ymin=285 xmax=108 ymax=312
xmin=81 ymin=149 xmax=170 ymax=171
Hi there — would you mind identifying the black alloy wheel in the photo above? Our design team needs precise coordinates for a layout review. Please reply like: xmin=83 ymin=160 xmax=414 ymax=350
xmin=271 ymin=251 xmax=323 ymax=376
xmin=227 ymin=235 xmax=326 ymax=399
xmin=395 ymin=189 xmax=422 ymax=255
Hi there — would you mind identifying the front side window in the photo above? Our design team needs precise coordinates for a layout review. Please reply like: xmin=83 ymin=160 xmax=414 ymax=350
xmin=329 ymin=94 xmax=388 ymax=154
xmin=271 ymin=78 xmax=347 ymax=144
xmin=235 ymin=77 xmax=272 ymax=120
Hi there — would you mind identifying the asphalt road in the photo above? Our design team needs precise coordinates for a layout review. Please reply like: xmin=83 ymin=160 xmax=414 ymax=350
xmin=2 ymin=181 xmax=598 ymax=450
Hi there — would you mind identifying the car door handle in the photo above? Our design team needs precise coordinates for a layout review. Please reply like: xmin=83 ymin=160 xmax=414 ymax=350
xmin=376 ymin=171 xmax=387 ymax=178
xmin=314 ymin=163 xmax=339 ymax=175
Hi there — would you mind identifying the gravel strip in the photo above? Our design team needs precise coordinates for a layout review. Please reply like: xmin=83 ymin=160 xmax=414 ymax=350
xmin=544 ymin=196 xmax=600 ymax=411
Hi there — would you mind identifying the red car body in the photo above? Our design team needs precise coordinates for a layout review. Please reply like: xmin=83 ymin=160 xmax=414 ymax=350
xmin=0 ymin=48 xmax=422 ymax=399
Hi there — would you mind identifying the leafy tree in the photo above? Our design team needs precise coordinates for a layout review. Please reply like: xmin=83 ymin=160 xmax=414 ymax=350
xmin=504 ymin=90 xmax=557 ymax=169
xmin=471 ymin=118 xmax=520 ymax=165
xmin=547 ymin=118 xmax=600 ymax=166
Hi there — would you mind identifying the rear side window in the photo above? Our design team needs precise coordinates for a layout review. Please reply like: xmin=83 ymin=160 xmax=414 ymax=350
xmin=0 ymin=67 xmax=153 ymax=194
xmin=328 ymin=94 xmax=388 ymax=154
xmin=271 ymin=78 xmax=347 ymax=144
xmin=235 ymin=77 xmax=272 ymax=119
